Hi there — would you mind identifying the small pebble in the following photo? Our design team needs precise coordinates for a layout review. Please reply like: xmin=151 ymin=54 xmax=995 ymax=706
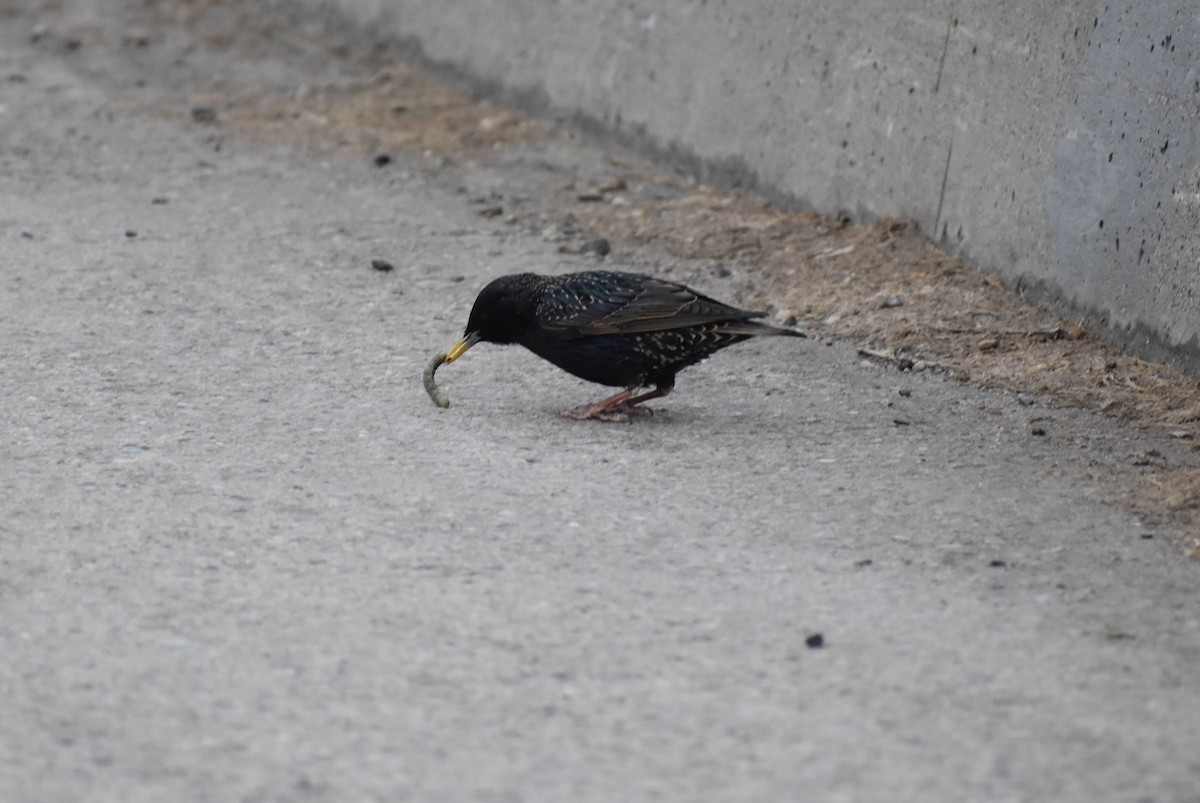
xmin=478 ymin=205 xmax=503 ymax=218
xmin=370 ymin=259 xmax=394 ymax=272
xmin=805 ymin=633 xmax=825 ymax=649
xmin=580 ymin=237 xmax=610 ymax=257
xmin=1016 ymin=392 xmax=1035 ymax=406
xmin=122 ymin=29 xmax=151 ymax=48
xmin=879 ymin=295 xmax=904 ymax=309
xmin=1131 ymin=450 xmax=1162 ymax=466
xmin=912 ymin=360 xmax=927 ymax=372
xmin=898 ymin=388 xmax=912 ymax=397
xmin=1031 ymin=427 xmax=1046 ymax=437
xmin=125 ymin=230 xmax=137 ymax=238
xmin=373 ymin=153 xmax=392 ymax=167
xmin=557 ymin=213 xmax=579 ymax=235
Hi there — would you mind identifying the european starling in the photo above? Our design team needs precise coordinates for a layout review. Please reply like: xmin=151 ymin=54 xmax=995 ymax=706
xmin=442 ymin=270 xmax=805 ymax=421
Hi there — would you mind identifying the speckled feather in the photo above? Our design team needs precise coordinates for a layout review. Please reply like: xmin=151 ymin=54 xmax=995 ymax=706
xmin=534 ymin=271 xmax=760 ymax=335
xmin=461 ymin=270 xmax=803 ymax=390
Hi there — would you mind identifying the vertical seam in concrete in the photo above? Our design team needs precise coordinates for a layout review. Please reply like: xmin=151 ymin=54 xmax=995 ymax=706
xmin=933 ymin=14 xmax=954 ymax=93
xmin=933 ymin=130 xmax=955 ymax=239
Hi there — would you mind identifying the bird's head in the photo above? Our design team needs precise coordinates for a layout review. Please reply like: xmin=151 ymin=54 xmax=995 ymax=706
xmin=444 ymin=273 xmax=541 ymax=363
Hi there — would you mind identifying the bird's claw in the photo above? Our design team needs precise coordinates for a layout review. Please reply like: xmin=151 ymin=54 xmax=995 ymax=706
xmin=561 ymin=401 xmax=655 ymax=423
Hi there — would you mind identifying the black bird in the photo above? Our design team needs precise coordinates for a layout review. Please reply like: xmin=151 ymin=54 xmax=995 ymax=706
xmin=442 ymin=270 xmax=805 ymax=421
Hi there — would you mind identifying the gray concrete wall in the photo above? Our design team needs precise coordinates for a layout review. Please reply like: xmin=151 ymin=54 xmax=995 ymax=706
xmin=281 ymin=0 xmax=1200 ymax=371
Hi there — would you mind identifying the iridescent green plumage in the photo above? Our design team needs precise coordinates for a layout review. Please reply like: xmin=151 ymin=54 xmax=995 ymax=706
xmin=443 ymin=270 xmax=804 ymax=420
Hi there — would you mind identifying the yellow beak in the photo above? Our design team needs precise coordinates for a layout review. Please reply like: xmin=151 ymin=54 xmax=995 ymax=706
xmin=444 ymin=332 xmax=480 ymax=363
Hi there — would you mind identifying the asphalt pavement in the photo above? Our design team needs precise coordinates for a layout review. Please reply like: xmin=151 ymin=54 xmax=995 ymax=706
xmin=2 ymin=2 xmax=1198 ymax=801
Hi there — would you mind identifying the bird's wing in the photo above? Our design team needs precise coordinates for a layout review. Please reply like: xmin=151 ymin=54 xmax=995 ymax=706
xmin=537 ymin=272 xmax=764 ymax=336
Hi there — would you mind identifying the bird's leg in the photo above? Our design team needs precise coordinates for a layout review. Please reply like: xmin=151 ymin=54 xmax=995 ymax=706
xmin=621 ymin=385 xmax=670 ymax=411
xmin=561 ymin=385 xmax=669 ymax=422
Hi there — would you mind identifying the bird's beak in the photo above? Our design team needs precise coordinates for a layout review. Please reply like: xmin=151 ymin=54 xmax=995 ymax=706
xmin=444 ymin=331 xmax=481 ymax=364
